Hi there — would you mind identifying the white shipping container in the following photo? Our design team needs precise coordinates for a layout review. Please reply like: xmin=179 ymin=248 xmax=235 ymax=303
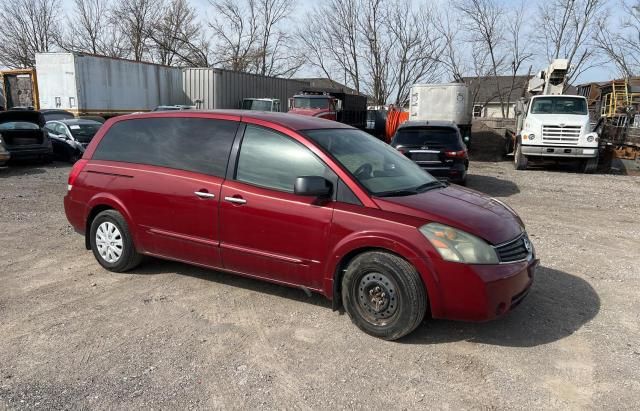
xmin=409 ymin=83 xmax=473 ymax=127
xmin=35 ymin=53 xmax=182 ymax=115
xmin=182 ymin=68 xmax=309 ymax=111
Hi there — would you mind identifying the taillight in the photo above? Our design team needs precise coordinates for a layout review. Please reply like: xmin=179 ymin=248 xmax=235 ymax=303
xmin=67 ymin=159 xmax=88 ymax=191
xmin=445 ymin=150 xmax=467 ymax=159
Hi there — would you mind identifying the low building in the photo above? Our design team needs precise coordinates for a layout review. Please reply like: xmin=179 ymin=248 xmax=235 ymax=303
xmin=463 ymin=75 xmax=531 ymax=119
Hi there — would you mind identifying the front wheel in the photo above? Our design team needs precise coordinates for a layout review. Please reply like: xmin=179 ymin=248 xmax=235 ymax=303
xmin=514 ymin=141 xmax=528 ymax=170
xmin=342 ymin=251 xmax=427 ymax=340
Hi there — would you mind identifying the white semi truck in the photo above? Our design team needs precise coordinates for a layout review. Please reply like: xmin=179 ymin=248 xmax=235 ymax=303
xmin=507 ymin=59 xmax=600 ymax=173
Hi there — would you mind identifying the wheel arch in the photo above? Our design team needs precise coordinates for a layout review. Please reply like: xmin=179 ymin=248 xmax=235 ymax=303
xmin=327 ymin=241 xmax=441 ymax=317
xmin=85 ymin=194 xmax=138 ymax=251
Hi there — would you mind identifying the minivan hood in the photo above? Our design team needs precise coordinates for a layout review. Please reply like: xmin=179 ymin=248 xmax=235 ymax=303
xmin=373 ymin=185 xmax=523 ymax=245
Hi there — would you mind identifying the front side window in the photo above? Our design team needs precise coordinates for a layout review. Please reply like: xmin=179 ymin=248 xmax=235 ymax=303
xmin=236 ymin=125 xmax=328 ymax=193
xmin=305 ymin=128 xmax=439 ymax=196
xmin=530 ymin=97 xmax=588 ymax=115
xmin=92 ymin=117 xmax=238 ymax=177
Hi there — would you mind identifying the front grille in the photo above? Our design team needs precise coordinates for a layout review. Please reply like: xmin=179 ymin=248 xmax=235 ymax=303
xmin=542 ymin=125 xmax=581 ymax=145
xmin=495 ymin=234 xmax=531 ymax=263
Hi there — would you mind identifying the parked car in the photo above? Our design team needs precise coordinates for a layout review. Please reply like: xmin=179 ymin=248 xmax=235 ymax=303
xmin=40 ymin=109 xmax=75 ymax=122
xmin=391 ymin=120 xmax=469 ymax=185
xmin=45 ymin=119 xmax=102 ymax=163
xmin=64 ymin=111 xmax=537 ymax=340
xmin=0 ymin=110 xmax=52 ymax=162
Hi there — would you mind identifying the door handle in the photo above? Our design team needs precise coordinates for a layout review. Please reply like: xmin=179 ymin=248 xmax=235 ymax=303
xmin=195 ymin=191 xmax=216 ymax=199
xmin=224 ymin=196 xmax=247 ymax=205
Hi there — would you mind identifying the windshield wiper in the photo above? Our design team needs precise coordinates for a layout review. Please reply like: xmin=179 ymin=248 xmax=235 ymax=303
xmin=375 ymin=189 xmax=419 ymax=197
xmin=415 ymin=181 xmax=447 ymax=192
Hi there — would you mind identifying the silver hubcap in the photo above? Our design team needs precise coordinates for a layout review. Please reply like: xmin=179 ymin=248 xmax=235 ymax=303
xmin=96 ymin=222 xmax=123 ymax=263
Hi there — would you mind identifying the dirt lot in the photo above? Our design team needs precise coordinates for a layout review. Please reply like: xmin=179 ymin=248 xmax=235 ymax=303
xmin=1 ymin=157 xmax=639 ymax=409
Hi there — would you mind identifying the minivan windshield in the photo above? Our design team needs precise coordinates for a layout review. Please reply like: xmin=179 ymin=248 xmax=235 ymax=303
xmin=530 ymin=97 xmax=588 ymax=115
xmin=305 ymin=128 xmax=442 ymax=196
xmin=393 ymin=127 xmax=462 ymax=149
xmin=294 ymin=97 xmax=330 ymax=110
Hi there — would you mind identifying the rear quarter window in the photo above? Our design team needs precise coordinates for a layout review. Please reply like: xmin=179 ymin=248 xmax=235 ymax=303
xmin=92 ymin=117 xmax=238 ymax=177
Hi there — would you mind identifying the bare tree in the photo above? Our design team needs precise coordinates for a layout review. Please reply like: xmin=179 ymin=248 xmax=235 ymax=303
xmin=386 ymin=2 xmax=443 ymax=105
xmin=359 ymin=0 xmax=391 ymax=104
xmin=503 ymin=1 xmax=533 ymax=117
xmin=536 ymin=0 xmax=607 ymax=87
xmin=595 ymin=0 xmax=640 ymax=77
xmin=301 ymin=0 xmax=362 ymax=92
xmin=112 ymin=0 xmax=163 ymax=61
xmin=0 ymin=0 xmax=61 ymax=68
xmin=207 ymin=0 xmax=260 ymax=71
xmin=254 ymin=0 xmax=301 ymax=76
xmin=58 ymin=0 xmax=128 ymax=58
xmin=433 ymin=10 xmax=466 ymax=83
xmin=456 ymin=0 xmax=507 ymax=116
xmin=148 ymin=0 xmax=201 ymax=66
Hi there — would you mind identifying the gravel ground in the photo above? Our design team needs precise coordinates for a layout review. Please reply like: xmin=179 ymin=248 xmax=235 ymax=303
xmin=0 ymin=158 xmax=639 ymax=409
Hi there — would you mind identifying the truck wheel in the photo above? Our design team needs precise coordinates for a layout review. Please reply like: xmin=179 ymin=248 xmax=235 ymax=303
xmin=514 ymin=141 xmax=528 ymax=170
xmin=582 ymin=155 xmax=598 ymax=174
xmin=90 ymin=210 xmax=143 ymax=272
xmin=341 ymin=251 xmax=427 ymax=340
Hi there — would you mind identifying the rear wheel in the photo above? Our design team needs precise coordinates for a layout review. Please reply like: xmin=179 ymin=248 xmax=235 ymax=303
xmin=342 ymin=251 xmax=427 ymax=340
xmin=514 ymin=141 xmax=528 ymax=170
xmin=90 ymin=210 xmax=142 ymax=272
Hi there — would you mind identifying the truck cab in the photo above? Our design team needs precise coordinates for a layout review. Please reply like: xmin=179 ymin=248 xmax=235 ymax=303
xmin=288 ymin=93 xmax=339 ymax=120
xmin=241 ymin=98 xmax=281 ymax=112
xmin=514 ymin=95 xmax=599 ymax=172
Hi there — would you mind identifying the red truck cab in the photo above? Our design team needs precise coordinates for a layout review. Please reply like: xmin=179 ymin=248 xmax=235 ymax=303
xmin=288 ymin=92 xmax=339 ymax=121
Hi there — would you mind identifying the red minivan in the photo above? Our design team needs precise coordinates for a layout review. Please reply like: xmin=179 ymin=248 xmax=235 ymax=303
xmin=64 ymin=111 xmax=538 ymax=340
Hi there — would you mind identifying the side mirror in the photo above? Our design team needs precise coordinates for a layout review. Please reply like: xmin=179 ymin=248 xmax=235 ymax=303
xmin=294 ymin=176 xmax=332 ymax=197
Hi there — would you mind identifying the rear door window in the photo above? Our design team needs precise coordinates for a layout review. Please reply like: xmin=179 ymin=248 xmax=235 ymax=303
xmin=235 ymin=125 xmax=329 ymax=193
xmin=393 ymin=127 xmax=462 ymax=150
xmin=92 ymin=117 xmax=238 ymax=177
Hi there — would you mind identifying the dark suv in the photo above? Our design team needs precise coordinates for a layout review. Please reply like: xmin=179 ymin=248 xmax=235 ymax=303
xmin=391 ymin=120 xmax=469 ymax=185
xmin=64 ymin=111 xmax=536 ymax=340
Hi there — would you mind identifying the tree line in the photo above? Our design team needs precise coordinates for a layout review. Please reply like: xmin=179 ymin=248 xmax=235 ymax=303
xmin=0 ymin=0 xmax=638 ymax=106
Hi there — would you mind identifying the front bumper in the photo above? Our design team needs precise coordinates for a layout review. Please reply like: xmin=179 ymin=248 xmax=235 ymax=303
xmin=521 ymin=145 xmax=597 ymax=158
xmin=432 ymin=257 xmax=538 ymax=322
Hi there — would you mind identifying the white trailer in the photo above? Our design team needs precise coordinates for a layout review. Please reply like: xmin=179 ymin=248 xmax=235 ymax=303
xmin=35 ymin=53 xmax=183 ymax=117
xmin=408 ymin=83 xmax=473 ymax=146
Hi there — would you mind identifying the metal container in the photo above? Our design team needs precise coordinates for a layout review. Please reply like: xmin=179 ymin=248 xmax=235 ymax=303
xmin=35 ymin=53 xmax=182 ymax=116
xmin=182 ymin=68 xmax=309 ymax=111
xmin=409 ymin=83 xmax=473 ymax=127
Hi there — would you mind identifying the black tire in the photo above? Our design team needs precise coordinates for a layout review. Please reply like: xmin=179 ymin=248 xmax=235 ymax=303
xmin=342 ymin=251 xmax=427 ymax=340
xmin=89 ymin=210 xmax=143 ymax=272
xmin=514 ymin=140 xmax=528 ymax=170
xmin=581 ymin=155 xmax=598 ymax=174
xmin=68 ymin=151 xmax=80 ymax=164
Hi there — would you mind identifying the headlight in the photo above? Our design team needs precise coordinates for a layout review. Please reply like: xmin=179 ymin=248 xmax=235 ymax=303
xmin=528 ymin=133 xmax=535 ymax=140
xmin=419 ymin=223 xmax=499 ymax=264
xmin=587 ymin=135 xmax=594 ymax=142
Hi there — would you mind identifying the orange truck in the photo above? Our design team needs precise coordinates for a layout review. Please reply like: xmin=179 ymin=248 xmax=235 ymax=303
xmin=0 ymin=68 xmax=39 ymax=110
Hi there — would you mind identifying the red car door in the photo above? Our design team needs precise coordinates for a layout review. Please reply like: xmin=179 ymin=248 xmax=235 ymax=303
xmin=89 ymin=115 xmax=239 ymax=268
xmin=219 ymin=124 xmax=335 ymax=290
